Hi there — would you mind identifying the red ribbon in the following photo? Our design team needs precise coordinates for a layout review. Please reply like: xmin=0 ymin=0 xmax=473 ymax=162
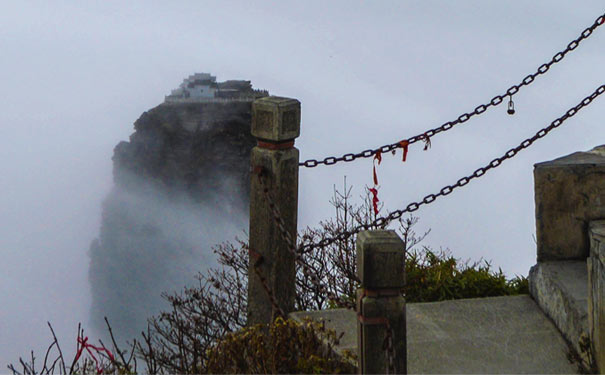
xmin=369 ymin=187 xmax=380 ymax=215
xmin=399 ymin=140 xmax=409 ymax=162
xmin=257 ymin=140 xmax=295 ymax=150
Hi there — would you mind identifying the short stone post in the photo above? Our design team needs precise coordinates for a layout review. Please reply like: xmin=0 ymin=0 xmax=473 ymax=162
xmin=534 ymin=146 xmax=605 ymax=261
xmin=247 ymin=96 xmax=300 ymax=326
xmin=588 ymin=221 xmax=605 ymax=372
xmin=356 ymin=230 xmax=406 ymax=374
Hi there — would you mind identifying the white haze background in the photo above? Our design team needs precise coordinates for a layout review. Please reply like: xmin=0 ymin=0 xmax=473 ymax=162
xmin=1 ymin=0 xmax=605 ymax=369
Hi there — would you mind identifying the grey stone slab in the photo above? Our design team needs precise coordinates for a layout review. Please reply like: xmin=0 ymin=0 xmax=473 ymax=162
xmin=534 ymin=145 xmax=605 ymax=261
xmin=529 ymin=261 xmax=588 ymax=357
xmin=291 ymin=295 xmax=577 ymax=374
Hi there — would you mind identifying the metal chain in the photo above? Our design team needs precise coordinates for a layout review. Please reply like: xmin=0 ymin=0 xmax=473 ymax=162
xmin=382 ymin=320 xmax=395 ymax=374
xmin=252 ymin=262 xmax=287 ymax=319
xmin=258 ymin=178 xmax=397 ymax=369
xmin=300 ymin=83 xmax=605 ymax=253
xmin=299 ymin=12 xmax=605 ymax=168
xmin=256 ymin=171 xmax=356 ymax=309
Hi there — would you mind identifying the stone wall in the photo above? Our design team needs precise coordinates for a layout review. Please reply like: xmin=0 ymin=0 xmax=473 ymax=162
xmin=164 ymin=97 xmax=260 ymax=104
xmin=534 ymin=146 xmax=605 ymax=261
xmin=530 ymin=145 xmax=605 ymax=371
xmin=588 ymin=221 xmax=605 ymax=371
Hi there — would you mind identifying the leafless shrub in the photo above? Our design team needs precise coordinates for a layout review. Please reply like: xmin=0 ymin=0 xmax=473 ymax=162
xmin=8 ymin=319 xmax=137 ymax=375
xmin=10 ymin=182 xmax=428 ymax=374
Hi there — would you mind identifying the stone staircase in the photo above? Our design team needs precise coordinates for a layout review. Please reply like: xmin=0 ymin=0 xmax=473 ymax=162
xmin=291 ymin=295 xmax=581 ymax=373
xmin=529 ymin=261 xmax=589 ymax=360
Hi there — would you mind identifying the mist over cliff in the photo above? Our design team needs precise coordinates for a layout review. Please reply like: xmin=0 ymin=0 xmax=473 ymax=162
xmin=88 ymin=90 xmax=265 ymax=341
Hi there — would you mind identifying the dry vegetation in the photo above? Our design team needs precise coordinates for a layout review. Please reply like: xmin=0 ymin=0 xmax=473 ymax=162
xmin=9 ymin=185 xmax=528 ymax=374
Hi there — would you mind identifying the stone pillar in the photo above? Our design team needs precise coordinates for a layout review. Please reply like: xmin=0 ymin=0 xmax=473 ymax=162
xmin=247 ymin=96 xmax=300 ymax=326
xmin=356 ymin=230 xmax=406 ymax=374
xmin=588 ymin=221 xmax=605 ymax=371
xmin=534 ymin=146 xmax=605 ymax=261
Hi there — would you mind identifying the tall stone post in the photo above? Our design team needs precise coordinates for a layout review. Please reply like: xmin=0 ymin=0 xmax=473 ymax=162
xmin=356 ymin=230 xmax=406 ymax=374
xmin=247 ymin=96 xmax=300 ymax=326
xmin=588 ymin=221 xmax=605 ymax=372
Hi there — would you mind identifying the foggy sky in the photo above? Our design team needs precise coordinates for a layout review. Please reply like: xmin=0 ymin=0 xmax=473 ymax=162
xmin=2 ymin=1 xmax=605 ymax=369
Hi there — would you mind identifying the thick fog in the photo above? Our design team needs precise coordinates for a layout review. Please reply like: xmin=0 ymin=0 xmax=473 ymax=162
xmin=88 ymin=170 xmax=247 ymax=343
xmin=2 ymin=1 xmax=605 ymax=369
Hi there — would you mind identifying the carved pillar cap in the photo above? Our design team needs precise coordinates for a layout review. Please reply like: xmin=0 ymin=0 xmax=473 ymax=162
xmin=252 ymin=96 xmax=300 ymax=142
xmin=356 ymin=230 xmax=406 ymax=289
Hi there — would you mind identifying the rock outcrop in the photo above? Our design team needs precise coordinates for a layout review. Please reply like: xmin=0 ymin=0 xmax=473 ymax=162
xmin=88 ymin=86 xmax=266 ymax=340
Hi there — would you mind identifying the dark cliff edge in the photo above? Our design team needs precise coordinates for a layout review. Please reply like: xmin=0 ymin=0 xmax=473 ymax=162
xmin=88 ymin=97 xmax=263 ymax=341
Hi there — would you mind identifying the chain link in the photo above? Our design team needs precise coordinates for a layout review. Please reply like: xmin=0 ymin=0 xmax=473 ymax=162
xmin=299 ymin=83 xmax=605 ymax=253
xmin=383 ymin=321 xmax=395 ymax=374
xmin=252 ymin=263 xmax=286 ymax=319
xmin=299 ymin=12 xmax=605 ymax=168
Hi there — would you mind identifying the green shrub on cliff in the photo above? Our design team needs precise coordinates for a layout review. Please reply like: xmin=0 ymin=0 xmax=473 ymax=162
xmin=405 ymin=248 xmax=528 ymax=303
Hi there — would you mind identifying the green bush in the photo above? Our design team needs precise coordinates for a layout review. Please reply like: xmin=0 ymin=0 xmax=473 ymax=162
xmin=405 ymin=248 xmax=528 ymax=303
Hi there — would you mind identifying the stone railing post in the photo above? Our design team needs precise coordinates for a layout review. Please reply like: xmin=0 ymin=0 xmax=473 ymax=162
xmin=588 ymin=221 xmax=605 ymax=372
xmin=247 ymin=96 xmax=300 ymax=326
xmin=534 ymin=147 xmax=605 ymax=261
xmin=356 ymin=230 xmax=406 ymax=374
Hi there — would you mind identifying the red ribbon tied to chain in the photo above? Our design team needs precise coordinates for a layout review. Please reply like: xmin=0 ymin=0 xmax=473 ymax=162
xmin=369 ymin=187 xmax=380 ymax=215
xmin=371 ymin=151 xmax=382 ymax=215
xmin=398 ymin=140 xmax=409 ymax=162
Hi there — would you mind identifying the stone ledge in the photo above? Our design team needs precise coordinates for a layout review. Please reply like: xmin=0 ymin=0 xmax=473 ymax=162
xmin=529 ymin=261 xmax=588 ymax=356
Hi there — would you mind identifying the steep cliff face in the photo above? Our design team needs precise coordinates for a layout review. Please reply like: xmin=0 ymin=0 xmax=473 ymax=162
xmin=89 ymin=98 xmax=262 ymax=340
xmin=113 ymin=101 xmax=256 ymax=204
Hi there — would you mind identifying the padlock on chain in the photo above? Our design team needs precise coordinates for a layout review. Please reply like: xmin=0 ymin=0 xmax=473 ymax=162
xmin=507 ymin=96 xmax=515 ymax=115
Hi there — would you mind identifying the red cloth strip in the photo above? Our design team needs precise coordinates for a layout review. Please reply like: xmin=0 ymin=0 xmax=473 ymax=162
xmin=369 ymin=188 xmax=380 ymax=215
xmin=257 ymin=140 xmax=295 ymax=150
xmin=399 ymin=140 xmax=409 ymax=161
xmin=357 ymin=315 xmax=390 ymax=325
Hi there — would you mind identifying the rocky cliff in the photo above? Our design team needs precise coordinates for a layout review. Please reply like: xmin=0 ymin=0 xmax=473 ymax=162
xmin=88 ymin=93 xmax=264 ymax=340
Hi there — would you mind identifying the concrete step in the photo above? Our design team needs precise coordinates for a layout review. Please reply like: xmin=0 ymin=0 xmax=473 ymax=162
xmin=529 ymin=260 xmax=589 ymax=357
xmin=290 ymin=295 xmax=577 ymax=374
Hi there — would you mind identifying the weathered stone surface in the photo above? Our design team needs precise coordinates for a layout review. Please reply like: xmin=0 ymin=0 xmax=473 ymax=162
xmin=356 ymin=230 xmax=406 ymax=289
xmin=251 ymin=96 xmax=300 ymax=142
xmin=588 ymin=221 xmax=605 ymax=371
xmin=534 ymin=145 xmax=605 ymax=261
xmin=356 ymin=230 xmax=406 ymax=374
xmin=113 ymin=101 xmax=260 ymax=203
xmin=528 ymin=261 xmax=588 ymax=357
xmin=291 ymin=295 xmax=577 ymax=374
xmin=357 ymin=292 xmax=406 ymax=374
xmin=247 ymin=96 xmax=300 ymax=326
